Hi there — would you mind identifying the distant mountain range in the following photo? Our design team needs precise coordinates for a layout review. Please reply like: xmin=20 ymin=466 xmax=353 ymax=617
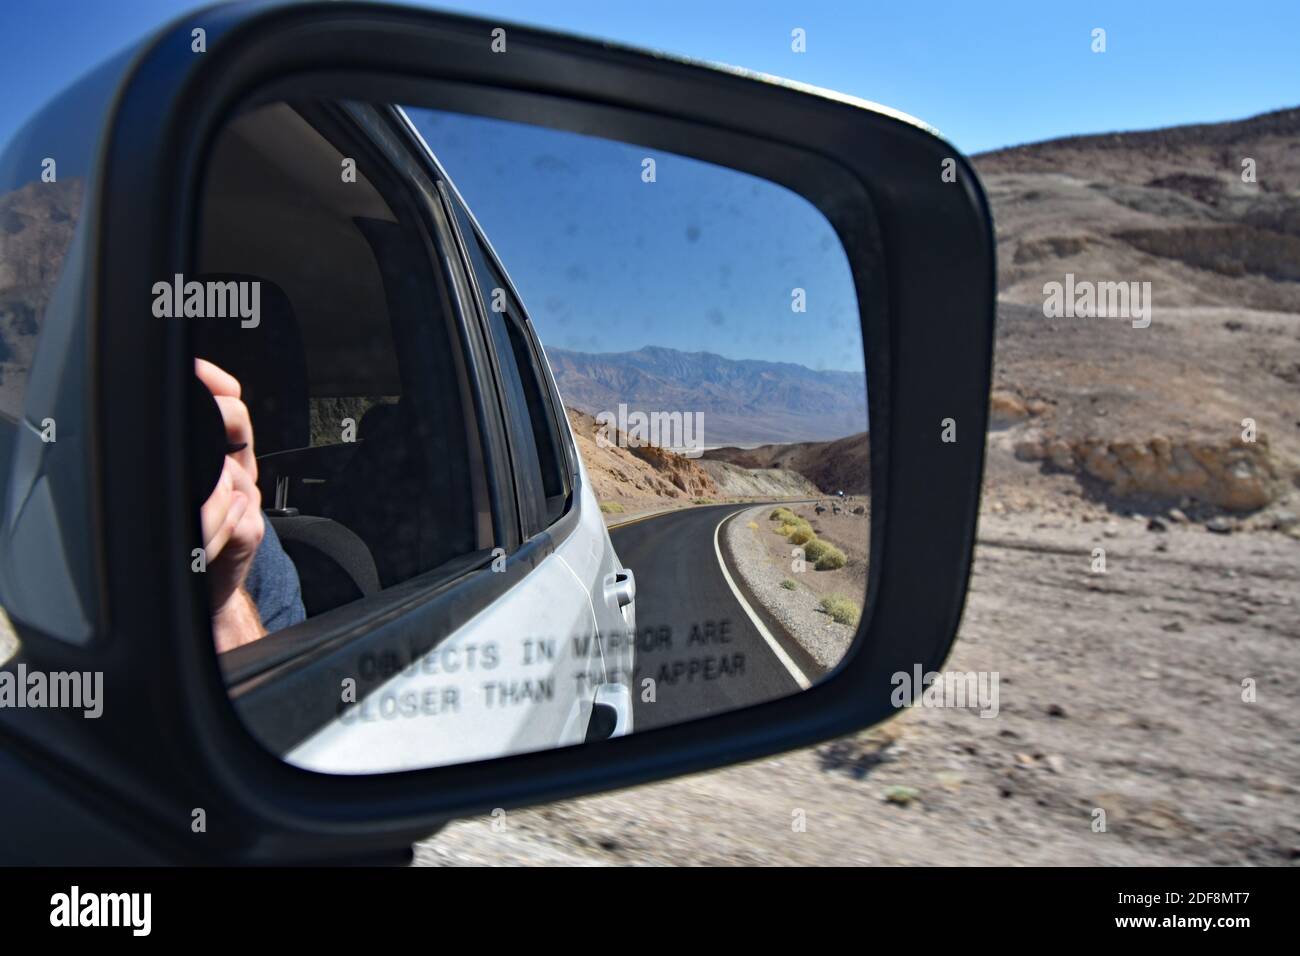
xmin=545 ymin=345 xmax=867 ymax=446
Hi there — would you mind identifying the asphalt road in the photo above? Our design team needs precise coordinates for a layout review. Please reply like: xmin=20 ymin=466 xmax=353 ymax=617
xmin=609 ymin=504 xmax=814 ymax=731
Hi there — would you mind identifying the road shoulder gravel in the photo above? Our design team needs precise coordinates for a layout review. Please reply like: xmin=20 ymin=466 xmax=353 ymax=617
xmin=723 ymin=505 xmax=856 ymax=671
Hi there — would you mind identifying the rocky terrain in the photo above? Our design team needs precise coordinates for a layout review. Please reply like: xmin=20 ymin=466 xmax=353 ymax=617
xmin=984 ymin=302 xmax=1299 ymax=519
xmin=704 ymin=430 xmax=871 ymax=496
xmin=978 ymin=106 xmax=1300 ymax=314
xmin=974 ymin=107 xmax=1300 ymax=523
xmin=566 ymin=407 xmax=720 ymax=507
xmin=695 ymin=458 xmax=819 ymax=499
xmin=567 ymin=406 xmax=823 ymax=510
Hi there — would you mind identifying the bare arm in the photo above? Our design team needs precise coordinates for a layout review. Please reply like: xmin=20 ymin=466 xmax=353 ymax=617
xmin=211 ymin=587 xmax=266 ymax=653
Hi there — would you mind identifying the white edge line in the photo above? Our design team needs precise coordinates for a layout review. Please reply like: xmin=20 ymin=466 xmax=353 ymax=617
xmin=712 ymin=511 xmax=811 ymax=691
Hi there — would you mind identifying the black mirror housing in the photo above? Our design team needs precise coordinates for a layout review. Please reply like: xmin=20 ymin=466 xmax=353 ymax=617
xmin=2 ymin=1 xmax=994 ymax=863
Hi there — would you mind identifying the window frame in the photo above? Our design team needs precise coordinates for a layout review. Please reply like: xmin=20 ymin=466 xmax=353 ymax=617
xmin=390 ymin=104 xmax=579 ymax=546
xmin=395 ymin=108 xmax=579 ymax=539
xmin=478 ymin=240 xmax=574 ymax=523
xmin=439 ymin=187 xmax=550 ymax=541
xmin=338 ymin=102 xmax=521 ymax=555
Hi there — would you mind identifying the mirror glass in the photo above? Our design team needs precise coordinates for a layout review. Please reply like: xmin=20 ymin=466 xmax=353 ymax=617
xmin=193 ymin=97 xmax=871 ymax=773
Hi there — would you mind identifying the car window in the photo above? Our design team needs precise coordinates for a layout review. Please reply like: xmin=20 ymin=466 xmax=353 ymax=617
xmin=473 ymin=233 xmax=572 ymax=524
xmin=447 ymin=198 xmax=570 ymax=537
xmin=504 ymin=314 xmax=571 ymax=524
xmin=194 ymin=101 xmax=494 ymax=622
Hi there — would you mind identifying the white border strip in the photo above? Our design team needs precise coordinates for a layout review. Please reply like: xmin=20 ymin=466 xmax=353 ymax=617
xmin=712 ymin=512 xmax=811 ymax=690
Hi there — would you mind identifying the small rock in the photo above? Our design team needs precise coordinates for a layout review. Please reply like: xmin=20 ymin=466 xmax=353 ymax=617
xmin=1044 ymin=755 xmax=1067 ymax=774
xmin=1210 ymin=609 xmax=1248 ymax=624
xmin=1168 ymin=508 xmax=1189 ymax=524
xmin=1013 ymin=439 xmax=1044 ymax=462
xmin=1161 ymin=621 xmax=1184 ymax=633
xmin=1271 ymin=510 xmax=1298 ymax=531
xmin=1014 ymin=752 xmax=1037 ymax=767
xmin=935 ymin=771 xmax=964 ymax=793
xmin=1155 ymin=540 xmax=1169 ymax=552
xmin=1146 ymin=516 xmax=1168 ymax=532
xmin=1046 ymin=439 xmax=1075 ymax=470
xmin=1046 ymin=703 xmax=1067 ymax=718
xmin=883 ymin=785 xmax=919 ymax=806
xmin=1205 ymin=516 xmax=1234 ymax=534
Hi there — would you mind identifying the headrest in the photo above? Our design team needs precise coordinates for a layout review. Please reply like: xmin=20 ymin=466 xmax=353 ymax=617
xmin=358 ymin=401 xmax=403 ymax=441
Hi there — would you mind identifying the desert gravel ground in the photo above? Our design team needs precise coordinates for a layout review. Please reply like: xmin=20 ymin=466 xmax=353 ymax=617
xmin=417 ymin=510 xmax=1299 ymax=866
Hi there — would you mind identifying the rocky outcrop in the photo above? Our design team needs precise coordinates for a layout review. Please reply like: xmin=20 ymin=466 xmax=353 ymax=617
xmin=566 ymin=408 xmax=719 ymax=504
xmin=704 ymin=430 xmax=871 ymax=495
xmin=623 ymin=440 xmax=719 ymax=498
xmin=697 ymin=459 xmax=820 ymax=498
xmin=1013 ymin=432 xmax=1286 ymax=511
xmin=989 ymin=389 xmax=1049 ymax=429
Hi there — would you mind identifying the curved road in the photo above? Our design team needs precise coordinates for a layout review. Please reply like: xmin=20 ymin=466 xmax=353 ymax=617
xmin=609 ymin=503 xmax=822 ymax=731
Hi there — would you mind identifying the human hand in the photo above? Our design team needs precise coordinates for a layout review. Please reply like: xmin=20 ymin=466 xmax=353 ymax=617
xmin=196 ymin=358 xmax=264 ymax=623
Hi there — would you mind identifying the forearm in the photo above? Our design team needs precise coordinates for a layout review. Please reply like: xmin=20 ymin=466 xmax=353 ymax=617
xmin=211 ymin=587 xmax=266 ymax=653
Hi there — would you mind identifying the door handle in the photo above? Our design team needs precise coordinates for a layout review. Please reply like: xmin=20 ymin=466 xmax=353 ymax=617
xmin=603 ymin=568 xmax=635 ymax=609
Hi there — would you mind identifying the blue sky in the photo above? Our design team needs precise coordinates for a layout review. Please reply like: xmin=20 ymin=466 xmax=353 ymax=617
xmin=410 ymin=108 xmax=859 ymax=369
xmin=2 ymin=0 xmax=1296 ymax=156
xmin=2 ymin=0 xmax=1296 ymax=370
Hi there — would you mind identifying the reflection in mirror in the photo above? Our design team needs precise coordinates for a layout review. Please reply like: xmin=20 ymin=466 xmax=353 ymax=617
xmin=194 ymin=97 xmax=870 ymax=773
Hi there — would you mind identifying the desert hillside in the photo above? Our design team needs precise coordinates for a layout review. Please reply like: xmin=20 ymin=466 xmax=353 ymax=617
xmin=673 ymin=107 xmax=1300 ymax=522
xmin=704 ymin=431 xmax=870 ymax=496
xmin=566 ymin=406 xmax=823 ymax=510
xmin=973 ymin=106 xmax=1300 ymax=523
xmin=978 ymin=106 xmax=1300 ymax=312
xmin=565 ymin=407 xmax=716 ymax=506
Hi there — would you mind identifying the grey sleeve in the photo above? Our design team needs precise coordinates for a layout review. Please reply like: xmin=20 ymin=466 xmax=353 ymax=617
xmin=244 ymin=517 xmax=306 ymax=631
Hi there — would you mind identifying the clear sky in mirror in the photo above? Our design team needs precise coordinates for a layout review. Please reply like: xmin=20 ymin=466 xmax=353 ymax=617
xmin=408 ymin=108 xmax=862 ymax=372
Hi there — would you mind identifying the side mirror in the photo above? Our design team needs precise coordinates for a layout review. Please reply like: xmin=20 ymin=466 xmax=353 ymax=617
xmin=0 ymin=2 xmax=993 ymax=863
